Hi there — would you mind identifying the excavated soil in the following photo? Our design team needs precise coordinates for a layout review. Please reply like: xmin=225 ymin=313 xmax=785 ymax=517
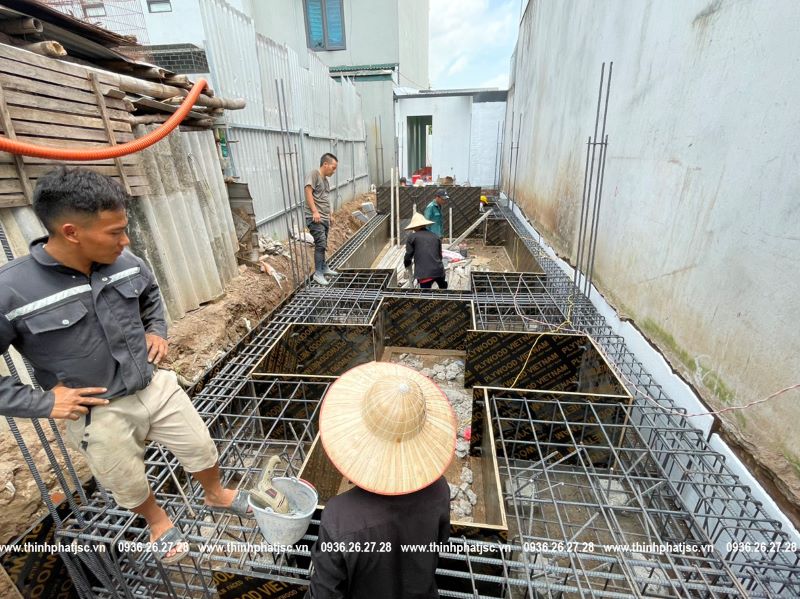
xmin=162 ymin=195 xmax=369 ymax=382
xmin=0 ymin=194 xmax=371 ymax=596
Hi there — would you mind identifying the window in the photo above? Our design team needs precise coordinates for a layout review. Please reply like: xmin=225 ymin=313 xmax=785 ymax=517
xmin=83 ymin=1 xmax=106 ymax=17
xmin=304 ymin=0 xmax=345 ymax=51
xmin=147 ymin=0 xmax=172 ymax=13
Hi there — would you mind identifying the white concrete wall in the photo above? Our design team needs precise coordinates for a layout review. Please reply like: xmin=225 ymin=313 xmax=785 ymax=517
xmin=138 ymin=0 xmax=206 ymax=45
xmin=246 ymin=0 xmax=310 ymax=67
xmin=504 ymin=0 xmax=800 ymax=493
xmin=396 ymin=95 xmax=472 ymax=181
xmin=398 ymin=0 xmax=430 ymax=89
xmin=469 ymin=101 xmax=505 ymax=187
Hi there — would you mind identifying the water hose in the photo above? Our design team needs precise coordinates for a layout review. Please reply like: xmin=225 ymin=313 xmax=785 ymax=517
xmin=0 ymin=78 xmax=209 ymax=160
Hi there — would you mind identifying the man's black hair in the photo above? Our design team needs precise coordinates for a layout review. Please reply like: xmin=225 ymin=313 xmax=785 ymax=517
xmin=32 ymin=167 xmax=128 ymax=234
xmin=320 ymin=153 xmax=338 ymax=166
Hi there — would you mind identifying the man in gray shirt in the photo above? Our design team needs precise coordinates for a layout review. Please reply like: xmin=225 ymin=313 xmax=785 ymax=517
xmin=305 ymin=153 xmax=339 ymax=286
xmin=0 ymin=168 xmax=251 ymax=564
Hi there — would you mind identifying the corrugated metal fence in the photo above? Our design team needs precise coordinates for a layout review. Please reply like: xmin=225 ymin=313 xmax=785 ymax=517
xmin=0 ymin=42 xmax=237 ymax=323
xmin=200 ymin=0 xmax=370 ymax=241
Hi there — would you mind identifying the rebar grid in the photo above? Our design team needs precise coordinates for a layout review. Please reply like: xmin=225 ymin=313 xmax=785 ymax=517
xmin=496 ymin=206 xmax=800 ymax=594
xmin=273 ymin=271 xmax=389 ymax=324
xmin=7 ymin=205 xmax=800 ymax=598
xmin=327 ymin=214 xmax=389 ymax=268
xmin=56 ymin=378 xmax=330 ymax=597
xmin=471 ymin=272 xmax=571 ymax=331
xmin=488 ymin=389 xmax=799 ymax=597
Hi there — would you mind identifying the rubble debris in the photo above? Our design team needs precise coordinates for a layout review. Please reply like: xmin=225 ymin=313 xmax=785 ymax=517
xmin=351 ymin=210 xmax=370 ymax=223
xmin=258 ymin=236 xmax=284 ymax=255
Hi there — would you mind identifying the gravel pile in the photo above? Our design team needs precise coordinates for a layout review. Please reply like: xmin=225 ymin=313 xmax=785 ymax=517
xmin=420 ymin=357 xmax=464 ymax=384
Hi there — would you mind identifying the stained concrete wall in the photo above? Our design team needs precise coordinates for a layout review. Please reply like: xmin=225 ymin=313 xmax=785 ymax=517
xmin=503 ymin=0 xmax=800 ymax=503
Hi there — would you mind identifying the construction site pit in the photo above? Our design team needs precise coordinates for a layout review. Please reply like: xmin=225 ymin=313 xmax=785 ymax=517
xmin=7 ymin=197 xmax=800 ymax=598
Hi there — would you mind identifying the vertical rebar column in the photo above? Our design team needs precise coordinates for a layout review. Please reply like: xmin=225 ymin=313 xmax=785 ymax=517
xmin=280 ymin=79 xmax=311 ymax=280
xmin=574 ymin=137 xmax=592 ymax=289
xmin=576 ymin=63 xmax=606 ymax=292
xmin=275 ymin=79 xmax=299 ymax=286
xmin=390 ymin=167 xmax=395 ymax=246
xmin=586 ymin=62 xmax=613 ymax=298
xmin=494 ymin=120 xmax=502 ymax=190
xmin=511 ymin=113 xmax=523 ymax=214
xmin=378 ymin=115 xmax=385 ymax=185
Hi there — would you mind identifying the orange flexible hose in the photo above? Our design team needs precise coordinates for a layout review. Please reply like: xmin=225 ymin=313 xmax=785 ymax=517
xmin=0 ymin=78 xmax=209 ymax=160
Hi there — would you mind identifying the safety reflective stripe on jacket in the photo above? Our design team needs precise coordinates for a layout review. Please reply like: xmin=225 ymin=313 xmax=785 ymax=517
xmin=0 ymin=238 xmax=167 ymax=418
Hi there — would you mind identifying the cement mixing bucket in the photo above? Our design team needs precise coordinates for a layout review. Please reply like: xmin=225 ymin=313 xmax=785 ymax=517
xmin=249 ymin=477 xmax=317 ymax=547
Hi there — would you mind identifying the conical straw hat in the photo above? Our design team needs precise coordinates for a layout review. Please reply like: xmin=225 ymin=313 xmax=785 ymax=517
xmin=319 ymin=361 xmax=457 ymax=495
xmin=405 ymin=212 xmax=435 ymax=230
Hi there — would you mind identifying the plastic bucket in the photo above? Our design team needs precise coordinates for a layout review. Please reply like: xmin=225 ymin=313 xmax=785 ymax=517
xmin=249 ymin=477 xmax=318 ymax=547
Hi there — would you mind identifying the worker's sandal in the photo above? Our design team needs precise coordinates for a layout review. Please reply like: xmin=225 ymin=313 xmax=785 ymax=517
xmin=151 ymin=526 xmax=189 ymax=564
xmin=206 ymin=489 xmax=252 ymax=517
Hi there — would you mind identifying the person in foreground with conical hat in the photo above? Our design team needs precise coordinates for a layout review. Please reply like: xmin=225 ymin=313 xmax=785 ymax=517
xmin=306 ymin=361 xmax=457 ymax=599
xmin=403 ymin=212 xmax=448 ymax=290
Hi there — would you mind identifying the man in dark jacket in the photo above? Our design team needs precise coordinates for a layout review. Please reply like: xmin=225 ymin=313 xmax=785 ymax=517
xmin=307 ymin=361 xmax=457 ymax=599
xmin=403 ymin=212 xmax=448 ymax=289
xmin=0 ymin=168 xmax=250 ymax=563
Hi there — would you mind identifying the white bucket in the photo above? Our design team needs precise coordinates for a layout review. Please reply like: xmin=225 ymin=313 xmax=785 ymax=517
xmin=249 ymin=477 xmax=318 ymax=547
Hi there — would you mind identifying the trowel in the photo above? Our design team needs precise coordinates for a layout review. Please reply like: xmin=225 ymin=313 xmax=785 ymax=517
xmin=249 ymin=455 xmax=289 ymax=514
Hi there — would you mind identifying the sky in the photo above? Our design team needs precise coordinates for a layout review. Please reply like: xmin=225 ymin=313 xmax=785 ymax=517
xmin=428 ymin=0 xmax=521 ymax=90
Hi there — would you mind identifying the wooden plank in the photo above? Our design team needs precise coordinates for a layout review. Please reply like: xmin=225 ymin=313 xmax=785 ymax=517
xmin=2 ymin=89 xmax=130 ymax=123
xmin=0 ymin=80 xmax=33 ymax=204
xmin=0 ymin=155 xmax=140 ymax=167
xmin=10 ymin=135 xmax=141 ymax=150
xmin=10 ymin=120 xmax=134 ymax=143
xmin=89 ymin=73 xmax=132 ymax=195
xmin=128 ymin=186 xmax=149 ymax=197
xmin=0 ymin=164 xmax=144 ymax=178
xmin=0 ymin=178 xmax=21 ymax=193
xmin=0 ymin=43 xmax=120 ymax=88
xmin=0 ymin=175 xmax=148 ymax=193
xmin=0 ymin=193 xmax=27 ymax=208
xmin=7 ymin=106 xmax=131 ymax=133
xmin=0 ymin=72 xmax=128 ymax=111
xmin=0 ymin=56 xmax=116 ymax=96
xmin=132 ymin=97 xmax=209 ymax=121
xmin=480 ymin=395 xmax=506 ymax=528
xmin=0 ymin=44 xmax=232 ymax=109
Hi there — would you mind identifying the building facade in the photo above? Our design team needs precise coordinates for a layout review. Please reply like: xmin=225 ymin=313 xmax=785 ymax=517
xmin=252 ymin=0 xmax=430 ymax=184
xmin=396 ymin=89 xmax=506 ymax=187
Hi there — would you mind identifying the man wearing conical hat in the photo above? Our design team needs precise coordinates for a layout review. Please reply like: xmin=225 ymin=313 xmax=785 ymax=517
xmin=307 ymin=361 xmax=457 ymax=599
xmin=403 ymin=212 xmax=448 ymax=289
